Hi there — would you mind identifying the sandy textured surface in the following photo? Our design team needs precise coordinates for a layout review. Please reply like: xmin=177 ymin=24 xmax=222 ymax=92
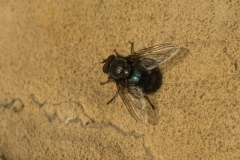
xmin=0 ymin=0 xmax=240 ymax=159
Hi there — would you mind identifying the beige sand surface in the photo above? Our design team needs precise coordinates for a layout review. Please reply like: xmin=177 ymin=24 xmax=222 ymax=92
xmin=0 ymin=0 xmax=240 ymax=159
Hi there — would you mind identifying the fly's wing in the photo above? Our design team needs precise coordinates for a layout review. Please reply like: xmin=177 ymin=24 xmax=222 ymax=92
xmin=128 ymin=44 xmax=180 ymax=68
xmin=118 ymin=86 xmax=148 ymax=123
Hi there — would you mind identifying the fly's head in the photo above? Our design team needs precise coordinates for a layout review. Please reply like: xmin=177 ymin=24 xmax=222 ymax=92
xmin=102 ymin=55 xmax=131 ymax=80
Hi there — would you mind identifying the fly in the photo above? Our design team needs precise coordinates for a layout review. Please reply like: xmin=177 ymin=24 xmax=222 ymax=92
xmin=101 ymin=42 xmax=180 ymax=123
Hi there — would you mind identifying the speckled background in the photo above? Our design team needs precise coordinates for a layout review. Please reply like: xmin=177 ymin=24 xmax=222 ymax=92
xmin=0 ymin=0 xmax=240 ymax=159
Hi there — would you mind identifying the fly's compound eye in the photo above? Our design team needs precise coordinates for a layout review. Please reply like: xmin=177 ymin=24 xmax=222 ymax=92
xmin=109 ymin=58 xmax=131 ymax=79
xmin=103 ymin=55 xmax=115 ymax=73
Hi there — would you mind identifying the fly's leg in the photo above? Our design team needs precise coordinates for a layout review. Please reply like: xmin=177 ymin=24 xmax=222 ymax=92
xmin=107 ymin=89 xmax=120 ymax=104
xmin=144 ymin=95 xmax=156 ymax=110
xmin=114 ymin=42 xmax=134 ymax=56
xmin=106 ymin=83 xmax=122 ymax=104
xmin=100 ymin=59 xmax=107 ymax=63
xmin=100 ymin=77 xmax=114 ymax=85
xmin=114 ymin=49 xmax=120 ymax=56
xmin=130 ymin=41 xmax=134 ymax=54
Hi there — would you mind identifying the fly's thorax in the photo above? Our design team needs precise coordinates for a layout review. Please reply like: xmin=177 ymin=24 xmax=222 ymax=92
xmin=127 ymin=64 xmax=143 ymax=85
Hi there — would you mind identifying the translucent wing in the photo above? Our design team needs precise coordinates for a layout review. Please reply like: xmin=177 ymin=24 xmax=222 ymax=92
xmin=137 ymin=58 xmax=158 ymax=70
xmin=118 ymin=86 xmax=148 ymax=123
xmin=129 ymin=43 xmax=180 ymax=65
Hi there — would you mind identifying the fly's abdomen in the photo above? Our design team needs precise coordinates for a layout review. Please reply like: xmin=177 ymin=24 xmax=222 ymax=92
xmin=143 ymin=67 xmax=162 ymax=93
